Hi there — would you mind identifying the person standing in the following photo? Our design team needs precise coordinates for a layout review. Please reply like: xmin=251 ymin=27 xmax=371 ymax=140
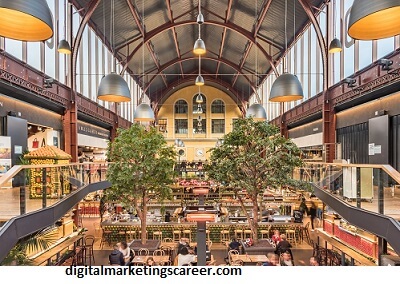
xmin=309 ymin=201 xmax=317 ymax=231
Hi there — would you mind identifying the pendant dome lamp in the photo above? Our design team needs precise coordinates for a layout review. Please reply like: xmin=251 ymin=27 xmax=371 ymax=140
xmin=193 ymin=0 xmax=206 ymax=55
xmin=58 ymin=39 xmax=72 ymax=54
xmin=97 ymin=72 xmax=131 ymax=102
xmin=97 ymin=0 xmax=131 ymax=103
xmin=57 ymin=5 xmax=71 ymax=54
xmin=195 ymin=55 xmax=205 ymax=86
xmin=133 ymin=102 xmax=155 ymax=122
xmin=133 ymin=0 xmax=154 ymax=122
xmin=348 ymin=0 xmax=400 ymax=40
xmin=269 ymin=0 xmax=303 ymax=103
xmin=0 ymin=0 xmax=54 ymax=41
xmin=196 ymin=93 xmax=204 ymax=104
xmin=246 ymin=103 xmax=267 ymax=121
xmin=328 ymin=0 xmax=342 ymax=53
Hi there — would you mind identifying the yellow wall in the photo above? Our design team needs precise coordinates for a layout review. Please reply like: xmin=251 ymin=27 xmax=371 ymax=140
xmin=157 ymin=85 xmax=242 ymax=161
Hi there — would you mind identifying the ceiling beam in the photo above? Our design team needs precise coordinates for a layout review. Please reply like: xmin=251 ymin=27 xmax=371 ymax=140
xmin=165 ymin=0 xmax=185 ymax=79
xmin=215 ymin=0 xmax=233 ymax=78
xmin=125 ymin=0 xmax=168 ymax=88
xmin=232 ymin=0 xmax=273 ymax=89
xmin=144 ymin=56 xmax=256 ymax=93
xmin=120 ymin=20 xmax=278 ymax=76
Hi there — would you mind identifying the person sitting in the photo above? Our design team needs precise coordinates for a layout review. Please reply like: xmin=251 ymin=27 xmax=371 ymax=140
xmin=118 ymin=241 xmax=131 ymax=265
xmin=177 ymin=246 xmax=196 ymax=266
xmin=271 ymin=230 xmax=281 ymax=244
xmin=275 ymin=234 xmax=292 ymax=256
xmin=109 ymin=244 xmax=125 ymax=266
xmin=309 ymin=256 xmax=319 ymax=266
xmin=280 ymin=250 xmax=294 ymax=266
xmin=228 ymin=238 xmax=241 ymax=251
xmin=178 ymin=238 xmax=191 ymax=254
xmin=263 ymin=253 xmax=280 ymax=266
xmin=146 ymin=256 xmax=156 ymax=266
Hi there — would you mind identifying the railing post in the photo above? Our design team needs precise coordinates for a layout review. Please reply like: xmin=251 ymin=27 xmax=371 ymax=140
xmin=356 ymin=167 xmax=361 ymax=208
xmin=377 ymin=169 xmax=384 ymax=214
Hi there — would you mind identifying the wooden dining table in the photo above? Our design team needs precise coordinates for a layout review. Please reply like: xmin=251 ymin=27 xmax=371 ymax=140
xmin=231 ymin=254 xmax=269 ymax=264
xmin=130 ymin=255 xmax=170 ymax=265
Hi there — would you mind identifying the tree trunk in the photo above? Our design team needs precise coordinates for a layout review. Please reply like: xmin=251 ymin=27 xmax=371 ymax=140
xmin=140 ymin=192 xmax=147 ymax=245
xmin=251 ymin=202 xmax=259 ymax=243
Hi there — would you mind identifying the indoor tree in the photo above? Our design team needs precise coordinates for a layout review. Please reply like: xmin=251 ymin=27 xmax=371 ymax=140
xmin=205 ymin=117 xmax=305 ymax=243
xmin=105 ymin=123 xmax=176 ymax=244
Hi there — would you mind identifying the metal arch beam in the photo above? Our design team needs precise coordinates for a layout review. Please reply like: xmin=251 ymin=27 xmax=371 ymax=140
xmin=143 ymin=56 xmax=256 ymax=93
xmin=125 ymin=0 xmax=168 ymax=88
xmin=120 ymin=20 xmax=278 ymax=76
xmin=215 ymin=0 xmax=234 ymax=78
xmin=153 ymin=74 xmax=247 ymax=114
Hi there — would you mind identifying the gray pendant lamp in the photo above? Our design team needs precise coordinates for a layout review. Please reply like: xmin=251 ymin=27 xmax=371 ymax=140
xmin=193 ymin=0 xmax=206 ymax=55
xmin=269 ymin=73 xmax=304 ymax=102
xmin=328 ymin=0 xmax=342 ymax=53
xmin=0 ymin=0 xmax=54 ymax=41
xmin=97 ymin=73 xmax=131 ymax=102
xmin=246 ymin=103 xmax=267 ymax=121
xmin=196 ymin=93 xmax=204 ymax=104
xmin=58 ymin=39 xmax=72 ymax=54
xmin=269 ymin=0 xmax=303 ymax=103
xmin=348 ymin=0 xmax=400 ymax=40
xmin=134 ymin=103 xmax=155 ymax=122
xmin=328 ymin=38 xmax=342 ymax=53
xmin=195 ymin=75 xmax=205 ymax=86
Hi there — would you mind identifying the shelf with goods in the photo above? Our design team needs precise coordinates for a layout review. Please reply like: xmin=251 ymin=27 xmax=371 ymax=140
xmin=24 ymin=146 xmax=72 ymax=199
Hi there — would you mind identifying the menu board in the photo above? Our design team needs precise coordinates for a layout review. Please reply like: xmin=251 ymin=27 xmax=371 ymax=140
xmin=0 ymin=136 xmax=12 ymax=188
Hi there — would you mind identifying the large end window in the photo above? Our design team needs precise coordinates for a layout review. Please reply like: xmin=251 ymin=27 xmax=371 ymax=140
xmin=175 ymin=100 xmax=188 ymax=114
xmin=211 ymin=100 xmax=225 ymax=113
xmin=175 ymin=119 xmax=188 ymax=134
xmin=212 ymin=119 xmax=225 ymax=134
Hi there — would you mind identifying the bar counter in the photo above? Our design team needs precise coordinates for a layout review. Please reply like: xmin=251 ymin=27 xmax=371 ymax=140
xmin=101 ymin=220 xmax=304 ymax=243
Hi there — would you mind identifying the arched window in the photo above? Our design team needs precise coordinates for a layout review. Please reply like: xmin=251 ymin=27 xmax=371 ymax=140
xmin=211 ymin=99 xmax=225 ymax=113
xmin=175 ymin=100 xmax=188 ymax=114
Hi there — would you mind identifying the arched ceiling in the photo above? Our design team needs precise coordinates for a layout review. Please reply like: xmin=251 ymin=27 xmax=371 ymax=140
xmin=71 ymin=0 xmax=326 ymax=108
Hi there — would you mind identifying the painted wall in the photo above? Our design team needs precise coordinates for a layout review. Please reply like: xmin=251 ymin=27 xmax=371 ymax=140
xmin=157 ymin=85 xmax=242 ymax=161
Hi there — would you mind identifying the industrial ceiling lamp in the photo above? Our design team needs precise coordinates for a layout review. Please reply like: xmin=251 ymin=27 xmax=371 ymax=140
xmin=196 ymin=93 xmax=204 ymax=104
xmin=97 ymin=0 xmax=130 ymax=102
xmin=193 ymin=0 xmax=206 ymax=55
xmin=195 ymin=55 xmax=205 ymax=86
xmin=133 ymin=0 xmax=154 ymax=122
xmin=246 ymin=0 xmax=267 ymax=121
xmin=269 ymin=0 xmax=303 ymax=103
xmin=348 ymin=0 xmax=400 ymax=40
xmin=57 ymin=39 xmax=72 ymax=54
xmin=0 ymin=0 xmax=54 ymax=41
xmin=328 ymin=0 xmax=342 ymax=53
xmin=134 ymin=102 xmax=155 ymax=122
xmin=58 ymin=5 xmax=71 ymax=54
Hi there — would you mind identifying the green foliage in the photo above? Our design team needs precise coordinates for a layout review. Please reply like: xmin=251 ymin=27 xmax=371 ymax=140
xmin=206 ymin=117 xmax=304 ymax=194
xmin=1 ymin=227 xmax=58 ymax=266
xmin=105 ymin=123 xmax=176 ymax=243
xmin=106 ymin=124 xmax=176 ymax=202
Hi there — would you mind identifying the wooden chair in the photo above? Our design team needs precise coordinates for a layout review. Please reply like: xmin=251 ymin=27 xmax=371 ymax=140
xmin=172 ymin=229 xmax=181 ymax=242
xmin=163 ymin=237 xmax=174 ymax=243
xmin=100 ymin=228 xmax=112 ymax=249
xmin=228 ymin=249 xmax=239 ymax=265
xmin=231 ymin=259 xmax=244 ymax=266
xmin=220 ymin=228 xmax=230 ymax=244
xmin=152 ymin=228 xmax=163 ymax=240
xmin=138 ymin=248 xmax=149 ymax=256
xmin=153 ymin=249 xmax=165 ymax=256
xmin=84 ymin=235 xmax=95 ymax=265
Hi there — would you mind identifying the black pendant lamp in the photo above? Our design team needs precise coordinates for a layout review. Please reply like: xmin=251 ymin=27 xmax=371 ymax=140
xmin=348 ymin=0 xmax=400 ymax=40
xmin=0 ymin=0 xmax=54 ymax=41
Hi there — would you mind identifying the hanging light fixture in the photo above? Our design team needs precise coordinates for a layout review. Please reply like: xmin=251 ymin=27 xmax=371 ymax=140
xmin=58 ymin=5 xmax=71 ymax=54
xmin=134 ymin=103 xmax=155 ymax=121
xmin=196 ymin=93 xmax=204 ymax=104
xmin=246 ymin=1 xmax=267 ymax=121
xmin=246 ymin=103 xmax=267 ymax=121
xmin=269 ymin=0 xmax=303 ymax=103
xmin=193 ymin=0 xmax=206 ymax=55
xmin=58 ymin=39 xmax=72 ymax=54
xmin=195 ymin=55 xmax=205 ymax=86
xmin=348 ymin=0 xmax=400 ymax=40
xmin=0 ymin=0 xmax=54 ymax=41
xmin=97 ymin=0 xmax=131 ymax=102
xmin=328 ymin=0 xmax=342 ymax=53
xmin=133 ymin=0 xmax=154 ymax=121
